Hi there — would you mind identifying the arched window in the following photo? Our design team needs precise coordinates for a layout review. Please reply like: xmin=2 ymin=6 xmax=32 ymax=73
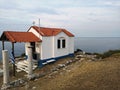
xmin=57 ymin=37 xmax=66 ymax=49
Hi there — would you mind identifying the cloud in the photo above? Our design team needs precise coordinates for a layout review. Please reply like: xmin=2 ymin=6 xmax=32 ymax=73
xmin=0 ymin=0 xmax=18 ymax=10
xmin=99 ymin=0 xmax=120 ymax=7
xmin=52 ymin=6 xmax=120 ymax=37
xmin=0 ymin=0 xmax=120 ymax=37
xmin=25 ymin=7 xmax=58 ymax=15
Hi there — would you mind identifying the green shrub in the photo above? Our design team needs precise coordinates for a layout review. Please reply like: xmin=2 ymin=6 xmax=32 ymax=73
xmin=96 ymin=49 xmax=120 ymax=59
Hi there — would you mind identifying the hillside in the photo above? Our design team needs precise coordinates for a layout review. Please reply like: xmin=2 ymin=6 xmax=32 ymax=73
xmin=0 ymin=53 xmax=120 ymax=90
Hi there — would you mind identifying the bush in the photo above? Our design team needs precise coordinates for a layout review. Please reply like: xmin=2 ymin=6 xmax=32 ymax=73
xmin=85 ymin=52 xmax=92 ymax=55
xmin=96 ymin=49 xmax=120 ymax=59
xmin=74 ymin=49 xmax=83 ymax=53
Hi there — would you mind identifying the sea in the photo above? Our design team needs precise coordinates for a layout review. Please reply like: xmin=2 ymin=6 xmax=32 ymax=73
xmin=0 ymin=37 xmax=120 ymax=61
xmin=74 ymin=37 xmax=120 ymax=53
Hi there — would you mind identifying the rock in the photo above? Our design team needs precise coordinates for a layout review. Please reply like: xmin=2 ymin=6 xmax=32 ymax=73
xmin=60 ymin=64 xmax=66 ymax=67
xmin=75 ymin=57 xmax=79 ymax=60
xmin=51 ymin=67 xmax=59 ymax=72
xmin=53 ymin=71 xmax=58 ymax=74
xmin=65 ymin=61 xmax=71 ymax=65
xmin=63 ymin=68 xmax=66 ymax=71
xmin=69 ymin=60 xmax=73 ymax=63
xmin=72 ymin=59 xmax=76 ymax=62
xmin=38 ymin=73 xmax=46 ymax=78
xmin=32 ymin=86 xmax=36 ymax=89
xmin=34 ymin=74 xmax=40 ymax=78
xmin=14 ymin=80 xmax=20 ymax=87
xmin=9 ymin=81 xmax=15 ymax=87
xmin=88 ymin=59 xmax=92 ymax=62
xmin=58 ymin=64 xmax=65 ymax=69
xmin=76 ymin=55 xmax=81 ymax=58
xmin=67 ymin=70 xmax=71 ymax=72
xmin=19 ymin=79 xmax=25 ymax=84
xmin=80 ymin=58 xmax=85 ymax=61
xmin=28 ymin=74 xmax=36 ymax=81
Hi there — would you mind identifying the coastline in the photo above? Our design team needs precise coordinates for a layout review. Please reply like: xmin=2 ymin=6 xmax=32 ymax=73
xmin=0 ymin=37 xmax=120 ymax=60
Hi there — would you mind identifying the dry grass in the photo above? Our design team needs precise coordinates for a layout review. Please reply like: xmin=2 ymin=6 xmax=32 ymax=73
xmin=0 ymin=54 xmax=120 ymax=90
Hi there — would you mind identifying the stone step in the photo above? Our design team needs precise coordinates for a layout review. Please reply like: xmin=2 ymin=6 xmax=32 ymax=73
xmin=17 ymin=68 xmax=28 ymax=73
xmin=15 ymin=60 xmax=37 ymax=73
xmin=16 ymin=63 xmax=37 ymax=69
xmin=16 ymin=69 xmax=22 ymax=72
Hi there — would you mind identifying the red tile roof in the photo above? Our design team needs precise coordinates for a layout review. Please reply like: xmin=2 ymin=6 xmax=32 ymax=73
xmin=0 ymin=31 xmax=41 ymax=42
xmin=30 ymin=26 xmax=74 ymax=37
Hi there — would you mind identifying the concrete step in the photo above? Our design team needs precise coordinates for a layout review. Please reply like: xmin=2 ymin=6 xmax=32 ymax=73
xmin=47 ymin=59 xmax=55 ymax=63
xmin=42 ymin=62 xmax=48 ymax=65
xmin=42 ymin=59 xmax=55 ymax=65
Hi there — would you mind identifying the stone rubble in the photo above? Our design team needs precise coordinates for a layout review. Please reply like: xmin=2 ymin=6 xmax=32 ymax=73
xmin=9 ymin=78 xmax=28 ymax=88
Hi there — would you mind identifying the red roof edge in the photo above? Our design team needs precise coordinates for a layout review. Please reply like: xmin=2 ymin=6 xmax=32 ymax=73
xmin=62 ymin=29 xmax=74 ymax=37
xmin=29 ymin=26 xmax=74 ymax=37
xmin=0 ymin=31 xmax=41 ymax=42
xmin=5 ymin=31 xmax=16 ymax=42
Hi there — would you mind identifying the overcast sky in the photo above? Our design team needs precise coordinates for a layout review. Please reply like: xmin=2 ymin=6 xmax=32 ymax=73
xmin=0 ymin=0 xmax=120 ymax=37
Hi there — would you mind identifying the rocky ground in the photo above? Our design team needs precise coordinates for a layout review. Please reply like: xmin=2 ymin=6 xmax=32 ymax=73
xmin=0 ymin=53 xmax=120 ymax=90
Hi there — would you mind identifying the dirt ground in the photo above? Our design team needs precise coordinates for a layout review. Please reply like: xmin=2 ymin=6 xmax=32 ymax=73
xmin=0 ymin=54 xmax=120 ymax=90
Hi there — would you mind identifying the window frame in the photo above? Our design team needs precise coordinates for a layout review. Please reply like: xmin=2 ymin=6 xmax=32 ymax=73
xmin=57 ymin=37 xmax=66 ymax=49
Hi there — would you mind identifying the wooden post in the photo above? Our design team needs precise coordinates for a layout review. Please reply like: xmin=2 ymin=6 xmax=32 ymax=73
xmin=12 ymin=42 xmax=16 ymax=76
xmin=2 ymin=41 xmax=5 ymax=50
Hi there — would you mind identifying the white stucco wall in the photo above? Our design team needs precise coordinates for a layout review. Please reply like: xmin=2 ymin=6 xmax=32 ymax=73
xmin=25 ymin=42 xmax=30 ymax=56
xmin=41 ymin=32 xmax=74 ymax=60
xmin=35 ymin=42 xmax=41 ymax=54
xmin=54 ymin=32 xmax=74 ymax=58
xmin=41 ymin=36 xmax=53 ymax=60
xmin=68 ymin=37 xmax=74 ymax=53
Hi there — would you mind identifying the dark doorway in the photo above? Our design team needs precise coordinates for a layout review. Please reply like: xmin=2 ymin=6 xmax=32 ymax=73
xmin=30 ymin=42 xmax=36 ymax=59
xmin=30 ymin=42 xmax=35 ymax=52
